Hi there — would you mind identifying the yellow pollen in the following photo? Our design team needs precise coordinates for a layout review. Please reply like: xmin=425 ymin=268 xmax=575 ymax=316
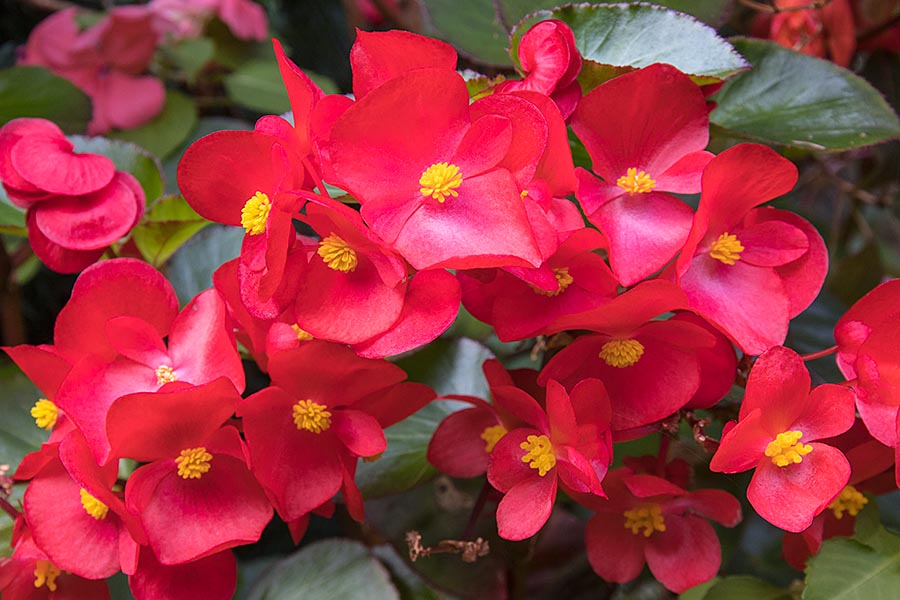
xmin=616 ymin=168 xmax=656 ymax=194
xmin=520 ymin=434 xmax=556 ymax=476
xmin=293 ymin=400 xmax=332 ymax=433
xmin=317 ymin=234 xmax=358 ymax=272
xmin=709 ymin=232 xmax=744 ymax=265
xmin=155 ymin=365 xmax=177 ymax=386
xmin=480 ymin=424 xmax=508 ymax=453
xmin=599 ymin=339 xmax=645 ymax=368
xmin=240 ymin=191 xmax=271 ymax=236
xmin=520 ymin=190 xmax=529 ymax=198
xmin=79 ymin=488 xmax=109 ymax=520
xmin=419 ymin=162 xmax=463 ymax=203
xmin=33 ymin=560 xmax=61 ymax=592
xmin=623 ymin=503 xmax=666 ymax=537
xmin=530 ymin=267 xmax=574 ymax=297
xmin=175 ymin=447 xmax=213 ymax=479
xmin=291 ymin=324 xmax=314 ymax=341
xmin=764 ymin=430 xmax=813 ymax=467
xmin=829 ymin=485 xmax=868 ymax=519
xmin=31 ymin=398 xmax=58 ymax=430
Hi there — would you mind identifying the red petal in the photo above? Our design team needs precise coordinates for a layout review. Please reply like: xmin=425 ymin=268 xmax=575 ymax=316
xmin=496 ymin=473 xmax=557 ymax=540
xmin=350 ymin=30 xmax=457 ymax=99
xmin=709 ymin=409 xmax=770 ymax=473
xmin=11 ymin=135 xmax=114 ymax=195
xmin=129 ymin=548 xmax=236 ymax=600
xmin=487 ymin=428 xmax=544 ymax=492
xmin=739 ymin=219 xmax=809 ymax=267
xmin=331 ymin=409 xmax=386 ymax=458
xmin=741 ymin=346 xmax=811 ymax=426
xmin=427 ymin=407 xmax=500 ymax=478
xmin=645 ymin=515 xmax=721 ymax=593
xmin=585 ymin=510 xmax=647 ymax=584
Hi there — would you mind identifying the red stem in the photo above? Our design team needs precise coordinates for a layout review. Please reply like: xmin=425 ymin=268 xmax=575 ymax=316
xmin=655 ymin=434 xmax=671 ymax=477
xmin=0 ymin=496 xmax=19 ymax=520
xmin=800 ymin=345 xmax=838 ymax=361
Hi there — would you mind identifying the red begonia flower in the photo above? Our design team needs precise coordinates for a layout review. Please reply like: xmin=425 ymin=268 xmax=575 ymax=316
xmin=710 ymin=346 xmax=856 ymax=531
xmin=673 ymin=312 xmax=739 ymax=409
xmin=128 ymin=547 xmax=236 ymax=600
xmin=671 ymin=144 xmax=827 ymax=355
xmin=570 ymin=63 xmax=713 ymax=285
xmin=583 ymin=468 xmax=741 ymax=593
xmin=757 ymin=0 xmax=855 ymax=66
xmin=487 ymin=379 xmax=612 ymax=540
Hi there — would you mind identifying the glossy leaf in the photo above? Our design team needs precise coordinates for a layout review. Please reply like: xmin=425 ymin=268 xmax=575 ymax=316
xmin=0 ymin=66 xmax=91 ymax=134
xmin=108 ymin=90 xmax=198 ymax=159
xmin=131 ymin=195 xmax=210 ymax=267
xmin=245 ymin=539 xmax=399 ymax=600
xmin=711 ymin=38 xmax=900 ymax=151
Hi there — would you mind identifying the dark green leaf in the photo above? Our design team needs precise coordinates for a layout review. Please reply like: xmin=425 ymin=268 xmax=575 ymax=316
xmin=694 ymin=576 xmax=791 ymax=600
xmin=70 ymin=136 xmax=164 ymax=203
xmin=502 ymin=0 xmax=733 ymax=29
xmin=225 ymin=59 xmax=292 ymax=114
xmin=245 ymin=539 xmax=399 ymax=600
xmin=422 ymin=0 xmax=511 ymax=66
xmin=0 ymin=366 xmax=54 ymax=470
xmin=711 ymin=38 xmax=900 ymax=151
xmin=372 ymin=546 xmax=441 ymax=600
xmin=511 ymin=4 xmax=748 ymax=85
xmin=132 ymin=195 xmax=210 ymax=267
xmin=165 ymin=225 xmax=243 ymax=305
xmin=108 ymin=90 xmax=198 ymax=159
xmin=0 ymin=66 xmax=92 ymax=134
xmin=0 ymin=185 xmax=26 ymax=233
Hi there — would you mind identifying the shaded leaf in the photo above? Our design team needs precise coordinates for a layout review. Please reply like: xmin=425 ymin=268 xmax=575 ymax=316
xmin=70 ymin=136 xmax=164 ymax=203
xmin=108 ymin=90 xmax=198 ymax=159
xmin=711 ymin=38 xmax=900 ymax=151
xmin=0 ymin=185 xmax=26 ymax=233
xmin=0 ymin=66 xmax=91 ymax=134
xmin=696 ymin=576 xmax=791 ymax=600
xmin=165 ymin=225 xmax=243 ymax=305
xmin=225 ymin=58 xmax=293 ymax=114
xmin=0 ymin=366 xmax=54 ymax=471
xmin=422 ymin=0 xmax=511 ymax=66
xmin=164 ymin=37 xmax=215 ymax=82
xmin=502 ymin=0 xmax=733 ymax=29
xmin=132 ymin=195 xmax=210 ymax=267
xmin=162 ymin=116 xmax=254 ymax=195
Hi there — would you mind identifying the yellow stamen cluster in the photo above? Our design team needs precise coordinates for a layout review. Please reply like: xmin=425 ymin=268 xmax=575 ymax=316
xmin=317 ymin=234 xmax=358 ymax=272
xmin=31 ymin=398 xmax=58 ymax=430
xmin=616 ymin=168 xmax=656 ymax=194
xmin=240 ymin=191 xmax=271 ymax=236
xmin=709 ymin=232 xmax=744 ymax=265
xmin=764 ymin=430 xmax=813 ymax=467
xmin=419 ymin=162 xmax=463 ymax=203
xmin=480 ymin=424 xmax=508 ymax=453
xmin=155 ymin=365 xmax=177 ymax=386
xmin=829 ymin=485 xmax=868 ymax=519
xmin=33 ymin=560 xmax=61 ymax=592
xmin=291 ymin=324 xmax=314 ymax=341
xmin=624 ymin=503 xmax=666 ymax=537
xmin=531 ymin=267 xmax=574 ymax=297
xmin=599 ymin=339 xmax=645 ymax=368
xmin=79 ymin=489 xmax=109 ymax=520
xmin=520 ymin=434 xmax=556 ymax=477
xmin=175 ymin=447 xmax=213 ymax=479
xmin=293 ymin=400 xmax=332 ymax=434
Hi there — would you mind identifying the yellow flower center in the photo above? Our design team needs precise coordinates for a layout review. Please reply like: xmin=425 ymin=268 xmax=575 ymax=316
xmin=520 ymin=434 xmax=556 ymax=476
xmin=155 ymin=365 xmax=177 ymax=386
xmin=293 ymin=400 xmax=332 ymax=434
xmin=419 ymin=162 xmax=463 ymax=203
xmin=291 ymin=324 xmax=314 ymax=341
xmin=829 ymin=485 xmax=868 ymax=519
xmin=480 ymin=424 xmax=507 ymax=453
xmin=616 ymin=168 xmax=656 ymax=194
xmin=709 ymin=232 xmax=744 ymax=265
xmin=765 ymin=430 xmax=813 ymax=467
xmin=33 ymin=559 xmax=61 ymax=592
xmin=599 ymin=339 xmax=645 ymax=368
xmin=530 ymin=267 xmax=574 ymax=297
xmin=317 ymin=234 xmax=358 ymax=272
xmin=79 ymin=489 xmax=109 ymax=520
xmin=31 ymin=398 xmax=58 ymax=430
xmin=623 ymin=503 xmax=666 ymax=537
xmin=240 ymin=191 xmax=271 ymax=236
xmin=175 ymin=447 xmax=213 ymax=479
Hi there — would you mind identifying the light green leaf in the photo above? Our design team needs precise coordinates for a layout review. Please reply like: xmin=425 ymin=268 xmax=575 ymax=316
xmin=0 ymin=66 xmax=92 ymax=134
xmin=225 ymin=58 xmax=292 ymax=114
xmin=0 ymin=186 xmax=26 ymax=233
xmin=245 ymin=539 xmax=399 ymax=600
xmin=511 ymin=4 xmax=748 ymax=85
xmin=165 ymin=37 xmax=215 ymax=82
xmin=132 ymin=195 xmax=210 ymax=267
xmin=108 ymin=90 xmax=198 ymax=159
xmin=70 ymin=136 xmax=164 ymax=203
xmin=166 ymin=225 xmax=243 ymax=305
xmin=356 ymin=338 xmax=494 ymax=498
xmin=711 ymin=38 xmax=900 ymax=151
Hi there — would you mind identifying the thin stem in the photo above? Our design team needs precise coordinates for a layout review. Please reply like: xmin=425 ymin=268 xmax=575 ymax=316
xmin=0 ymin=496 xmax=19 ymax=520
xmin=800 ymin=345 xmax=838 ymax=361
xmin=655 ymin=434 xmax=671 ymax=477
xmin=462 ymin=480 xmax=492 ymax=540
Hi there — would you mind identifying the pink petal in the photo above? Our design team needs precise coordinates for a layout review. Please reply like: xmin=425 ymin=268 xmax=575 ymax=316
xmin=496 ymin=473 xmax=557 ymax=541
xmin=11 ymin=135 xmax=114 ymax=196
xmin=645 ymin=515 xmax=721 ymax=593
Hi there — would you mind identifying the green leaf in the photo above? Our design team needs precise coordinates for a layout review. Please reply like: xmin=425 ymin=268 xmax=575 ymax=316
xmin=511 ymin=4 xmax=749 ymax=85
xmin=711 ymin=38 xmax=900 ymax=151
xmin=422 ymin=0 xmax=511 ymax=66
xmin=108 ymin=90 xmax=198 ymax=159
xmin=0 ymin=66 xmax=92 ymax=134
xmin=0 ymin=185 xmax=26 ymax=234
xmin=695 ymin=576 xmax=791 ymax=600
xmin=162 ymin=116 xmax=254 ymax=195
xmin=356 ymin=338 xmax=494 ymax=498
xmin=225 ymin=58 xmax=292 ymax=115
xmin=70 ymin=136 xmax=164 ymax=203
xmin=164 ymin=37 xmax=215 ymax=82
xmin=502 ymin=0 xmax=732 ymax=29
xmin=372 ymin=546 xmax=441 ymax=600
xmin=805 ymin=537 xmax=900 ymax=600
xmin=166 ymin=225 xmax=243 ymax=305
xmin=679 ymin=577 xmax=719 ymax=600
xmin=245 ymin=539 xmax=399 ymax=600
xmin=132 ymin=195 xmax=211 ymax=267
